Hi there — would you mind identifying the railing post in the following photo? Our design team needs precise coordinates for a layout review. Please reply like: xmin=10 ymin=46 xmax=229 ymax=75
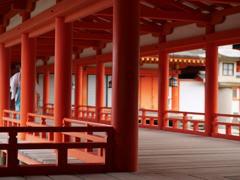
xmin=57 ymin=148 xmax=67 ymax=166
xmin=41 ymin=118 xmax=46 ymax=138
xmin=226 ymin=125 xmax=231 ymax=135
xmin=104 ymin=129 xmax=114 ymax=165
xmin=163 ymin=111 xmax=168 ymax=127
xmin=7 ymin=131 xmax=18 ymax=168
xmin=183 ymin=113 xmax=188 ymax=130
xmin=193 ymin=122 xmax=198 ymax=131
xmin=85 ymin=124 xmax=93 ymax=152
xmin=213 ymin=114 xmax=218 ymax=133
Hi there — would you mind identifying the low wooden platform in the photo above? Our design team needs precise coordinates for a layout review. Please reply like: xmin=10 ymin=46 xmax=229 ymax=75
xmin=1 ymin=128 xmax=240 ymax=179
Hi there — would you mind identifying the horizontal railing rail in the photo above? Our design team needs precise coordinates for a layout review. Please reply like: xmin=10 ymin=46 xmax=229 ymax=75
xmin=0 ymin=126 xmax=114 ymax=176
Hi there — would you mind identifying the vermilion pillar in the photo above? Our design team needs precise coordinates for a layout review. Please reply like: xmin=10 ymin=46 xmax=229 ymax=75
xmin=172 ymin=74 xmax=179 ymax=111
xmin=43 ymin=68 xmax=50 ymax=114
xmin=74 ymin=63 xmax=83 ymax=119
xmin=21 ymin=34 xmax=36 ymax=140
xmin=205 ymin=25 xmax=218 ymax=136
xmin=95 ymin=49 xmax=105 ymax=122
xmin=54 ymin=17 xmax=73 ymax=143
xmin=112 ymin=0 xmax=139 ymax=172
xmin=0 ymin=44 xmax=10 ymax=126
xmin=158 ymin=51 xmax=169 ymax=130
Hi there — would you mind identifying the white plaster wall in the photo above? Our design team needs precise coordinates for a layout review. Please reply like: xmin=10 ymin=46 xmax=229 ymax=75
xmin=31 ymin=0 xmax=56 ymax=18
xmin=215 ymin=13 xmax=240 ymax=33
xmin=81 ymin=47 xmax=96 ymax=58
xmin=218 ymin=61 xmax=237 ymax=82
xmin=232 ymin=101 xmax=239 ymax=113
xmin=166 ymin=24 xmax=205 ymax=42
xmin=36 ymin=60 xmax=44 ymax=67
xmin=218 ymin=88 xmax=232 ymax=116
xmin=140 ymin=34 xmax=158 ymax=46
xmin=179 ymin=81 xmax=205 ymax=118
xmin=102 ymin=42 xmax=112 ymax=54
xmin=6 ymin=14 xmax=22 ymax=31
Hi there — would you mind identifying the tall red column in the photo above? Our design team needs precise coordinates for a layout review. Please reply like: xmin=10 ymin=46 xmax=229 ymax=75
xmin=112 ymin=0 xmax=139 ymax=172
xmin=54 ymin=17 xmax=73 ymax=143
xmin=43 ymin=68 xmax=50 ymax=114
xmin=20 ymin=34 xmax=36 ymax=140
xmin=158 ymin=51 xmax=169 ymax=130
xmin=95 ymin=49 xmax=105 ymax=122
xmin=0 ymin=44 xmax=10 ymax=126
xmin=74 ymin=64 xmax=83 ymax=119
xmin=172 ymin=74 xmax=179 ymax=111
xmin=205 ymin=25 xmax=218 ymax=136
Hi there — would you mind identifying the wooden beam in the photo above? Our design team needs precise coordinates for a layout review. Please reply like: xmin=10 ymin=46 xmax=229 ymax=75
xmin=183 ymin=0 xmax=240 ymax=5
xmin=95 ymin=7 xmax=211 ymax=22
xmin=12 ymin=0 xmax=27 ymax=10
xmin=73 ymin=21 xmax=162 ymax=33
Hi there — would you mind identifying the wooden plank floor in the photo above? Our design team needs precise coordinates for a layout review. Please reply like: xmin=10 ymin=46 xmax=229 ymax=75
xmin=1 ymin=128 xmax=240 ymax=179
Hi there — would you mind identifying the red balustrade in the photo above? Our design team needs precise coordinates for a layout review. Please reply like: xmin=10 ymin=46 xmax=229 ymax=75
xmin=163 ymin=110 xmax=206 ymax=136
xmin=77 ymin=105 xmax=96 ymax=121
xmin=26 ymin=113 xmax=54 ymax=142
xmin=45 ymin=103 xmax=54 ymax=115
xmin=99 ymin=107 xmax=111 ymax=124
xmin=138 ymin=109 xmax=158 ymax=129
xmin=0 ymin=126 xmax=114 ymax=176
xmin=212 ymin=113 xmax=240 ymax=141
xmin=2 ymin=110 xmax=21 ymax=127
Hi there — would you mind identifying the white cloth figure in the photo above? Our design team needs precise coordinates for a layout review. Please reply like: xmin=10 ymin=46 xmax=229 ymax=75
xmin=10 ymin=72 xmax=41 ymax=100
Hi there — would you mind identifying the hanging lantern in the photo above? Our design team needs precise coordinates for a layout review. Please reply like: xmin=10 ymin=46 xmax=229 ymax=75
xmin=108 ymin=80 xmax=112 ymax=88
xmin=169 ymin=76 xmax=178 ymax=87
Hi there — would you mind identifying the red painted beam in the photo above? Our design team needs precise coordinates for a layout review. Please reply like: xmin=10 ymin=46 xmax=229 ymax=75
xmin=73 ymin=21 xmax=162 ymax=33
xmin=37 ymin=38 xmax=100 ymax=48
xmin=39 ymin=31 xmax=112 ymax=41
xmin=12 ymin=0 xmax=27 ymax=10
xmin=96 ymin=6 xmax=211 ymax=22
xmin=183 ymin=0 xmax=240 ymax=5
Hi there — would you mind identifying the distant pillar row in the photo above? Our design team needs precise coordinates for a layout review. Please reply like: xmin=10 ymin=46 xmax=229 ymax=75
xmin=54 ymin=17 xmax=73 ymax=143
xmin=112 ymin=0 xmax=139 ymax=172
xmin=0 ymin=44 xmax=10 ymax=127
xmin=205 ymin=25 xmax=218 ymax=136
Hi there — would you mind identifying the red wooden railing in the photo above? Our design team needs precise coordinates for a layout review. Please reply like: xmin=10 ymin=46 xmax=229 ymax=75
xmin=138 ymin=109 xmax=158 ymax=129
xmin=3 ymin=110 xmax=21 ymax=127
xmin=212 ymin=113 xmax=240 ymax=141
xmin=0 ymin=126 xmax=114 ymax=176
xmin=163 ymin=110 xmax=206 ymax=135
xmin=43 ymin=104 xmax=240 ymax=141
xmin=77 ymin=105 xmax=96 ymax=121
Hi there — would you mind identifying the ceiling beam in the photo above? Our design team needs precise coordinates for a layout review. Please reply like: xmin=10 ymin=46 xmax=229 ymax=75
xmin=73 ymin=21 xmax=162 ymax=33
xmin=182 ymin=0 xmax=240 ymax=5
xmin=36 ymin=38 xmax=100 ymax=48
xmin=95 ymin=6 xmax=211 ymax=23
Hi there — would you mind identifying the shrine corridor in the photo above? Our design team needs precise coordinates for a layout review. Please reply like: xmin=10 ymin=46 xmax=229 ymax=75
xmin=1 ymin=128 xmax=240 ymax=180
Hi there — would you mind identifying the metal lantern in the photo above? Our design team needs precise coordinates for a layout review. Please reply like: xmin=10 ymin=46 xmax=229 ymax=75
xmin=108 ymin=80 xmax=112 ymax=88
xmin=169 ymin=76 xmax=178 ymax=87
